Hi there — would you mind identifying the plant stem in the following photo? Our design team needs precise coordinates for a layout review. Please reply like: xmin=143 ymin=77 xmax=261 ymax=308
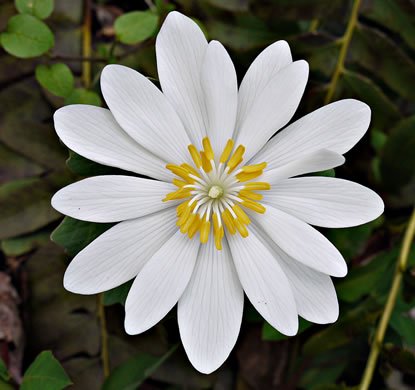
xmin=324 ymin=0 xmax=362 ymax=105
xmin=82 ymin=0 xmax=92 ymax=89
xmin=98 ymin=293 xmax=110 ymax=378
xmin=359 ymin=207 xmax=415 ymax=390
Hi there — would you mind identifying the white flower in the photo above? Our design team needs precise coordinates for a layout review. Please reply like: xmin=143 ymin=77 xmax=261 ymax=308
xmin=51 ymin=11 xmax=384 ymax=374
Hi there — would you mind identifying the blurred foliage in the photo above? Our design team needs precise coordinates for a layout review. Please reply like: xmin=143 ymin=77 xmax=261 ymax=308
xmin=0 ymin=0 xmax=414 ymax=389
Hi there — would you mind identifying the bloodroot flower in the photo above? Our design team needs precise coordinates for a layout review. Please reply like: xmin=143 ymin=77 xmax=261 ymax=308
xmin=51 ymin=11 xmax=384 ymax=373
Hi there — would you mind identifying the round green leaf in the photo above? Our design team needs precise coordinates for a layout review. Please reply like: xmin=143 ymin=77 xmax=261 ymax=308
xmin=65 ymin=88 xmax=102 ymax=106
xmin=0 ymin=14 xmax=54 ymax=58
xmin=114 ymin=11 xmax=159 ymax=45
xmin=15 ymin=0 xmax=54 ymax=20
xmin=35 ymin=63 xmax=74 ymax=97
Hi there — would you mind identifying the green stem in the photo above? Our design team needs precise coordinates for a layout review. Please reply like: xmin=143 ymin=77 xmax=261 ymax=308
xmin=359 ymin=207 xmax=415 ymax=390
xmin=82 ymin=0 xmax=92 ymax=89
xmin=324 ymin=0 xmax=362 ymax=105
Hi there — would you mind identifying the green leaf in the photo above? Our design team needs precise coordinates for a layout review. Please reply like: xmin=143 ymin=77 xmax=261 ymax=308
xmin=0 ymin=171 xmax=74 ymax=239
xmin=384 ymin=345 xmax=415 ymax=375
xmin=51 ymin=217 xmax=114 ymax=256
xmin=1 ymin=229 xmax=51 ymax=256
xmin=35 ymin=63 xmax=74 ymax=97
xmin=336 ymin=246 xmax=396 ymax=303
xmin=262 ymin=317 xmax=312 ymax=340
xmin=102 ymin=345 xmax=178 ymax=390
xmin=20 ymin=351 xmax=72 ymax=390
xmin=104 ymin=280 xmax=133 ymax=306
xmin=114 ymin=11 xmax=159 ymax=45
xmin=0 ymin=358 xmax=10 ymax=382
xmin=64 ymin=88 xmax=102 ymax=106
xmin=15 ymin=0 xmax=54 ymax=20
xmin=380 ymin=116 xmax=415 ymax=203
xmin=67 ymin=151 xmax=124 ymax=177
xmin=0 ymin=14 xmax=54 ymax=58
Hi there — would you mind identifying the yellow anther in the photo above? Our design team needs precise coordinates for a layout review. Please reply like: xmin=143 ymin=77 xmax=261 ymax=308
xmin=177 ymin=205 xmax=192 ymax=226
xmin=236 ymin=170 xmax=264 ymax=182
xmin=177 ymin=200 xmax=190 ymax=217
xmin=173 ymin=178 xmax=187 ymax=188
xmin=228 ymin=157 xmax=243 ymax=174
xmin=200 ymin=151 xmax=213 ymax=172
xmin=181 ymin=163 xmax=200 ymax=178
xmin=227 ymin=145 xmax=245 ymax=172
xmin=222 ymin=209 xmax=236 ymax=235
xmin=232 ymin=205 xmax=251 ymax=225
xmin=214 ymin=226 xmax=224 ymax=250
xmin=239 ymin=197 xmax=266 ymax=214
xmin=220 ymin=139 xmax=234 ymax=163
xmin=234 ymin=218 xmax=249 ymax=237
xmin=239 ymin=189 xmax=263 ymax=201
xmin=200 ymin=219 xmax=210 ymax=244
xmin=241 ymin=162 xmax=267 ymax=173
xmin=181 ymin=213 xmax=197 ymax=233
xmin=188 ymin=144 xmax=202 ymax=168
xmin=163 ymin=188 xmax=191 ymax=201
xmin=166 ymin=164 xmax=192 ymax=182
xmin=202 ymin=137 xmax=215 ymax=161
xmin=244 ymin=182 xmax=271 ymax=191
xmin=188 ymin=214 xmax=201 ymax=238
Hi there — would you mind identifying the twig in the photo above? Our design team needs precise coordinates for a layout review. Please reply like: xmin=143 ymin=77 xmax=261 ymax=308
xmin=82 ymin=0 xmax=92 ymax=89
xmin=359 ymin=207 xmax=415 ymax=390
xmin=324 ymin=0 xmax=362 ymax=104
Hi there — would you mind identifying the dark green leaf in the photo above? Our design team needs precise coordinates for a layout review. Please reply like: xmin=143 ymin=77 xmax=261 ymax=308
xmin=114 ymin=11 xmax=159 ymax=45
xmin=51 ymin=216 xmax=114 ymax=256
xmin=263 ymin=317 xmax=312 ymax=340
xmin=15 ymin=0 xmax=54 ymax=20
xmin=65 ymin=88 xmax=102 ymax=106
xmin=0 ymin=14 xmax=54 ymax=58
xmin=20 ymin=351 xmax=72 ymax=390
xmin=384 ymin=345 xmax=415 ymax=375
xmin=205 ymin=0 xmax=249 ymax=11
xmin=0 ymin=359 xmax=9 ymax=382
xmin=36 ymin=63 xmax=74 ymax=97
xmin=102 ymin=345 xmax=178 ymax=390
xmin=1 ymin=229 xmax=51 ymax=256
xmin=66 ymin=151 xmax=124 ymax=177
xmin=104 ymin=280 xmax=133 ymax=306
xmin=379 ymin=116 xmax=415 ymax=206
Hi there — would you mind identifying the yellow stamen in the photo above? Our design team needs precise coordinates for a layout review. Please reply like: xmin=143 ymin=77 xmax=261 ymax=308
xmin=181 ymin=163 xmax=200 ymax=178
xmin=212 ymin=213 xmax=224 ymax=250
xmin=236 ymin=170 xmax=264 ymax=182
xmin=188 ymin=214 xmax=201 ymax=238
xmin=222 ymin=209 xmax=236 ymax=235
xmin=181 ymin=212 xmax=197 ymax=233
xmin=177 ymin=205 xmax=191 ymax=226
xmin=244 ymin=182 xmax=271 ymax=191
xmin=200 ymin=219 xmax=210 ymax=244
xmin=227 ymin=145 xmax=245 ymax=172
xmin=173 ymin=178 xmax=187 ymax=188
xmin=163 ymin=188 xmax=191 ymax=201
xmin=220 ymin=139 xmax=234 ymax=163
xmin=166 ymin=164 xmax=192 ymax=182
xmin=177 ymin=200 xmax=190 ymax=217
xmin=239 ymin=197 xmax=266 ymax=214
xmin=241 ymin=162 xmax=267 ymax=173
xmin=202 ymin=137 xmax=215 ymax=161
xmin=234 ymin=218 xmax=249 ymax=237
xmin=188 ymin=144 xmax=202 ymax=168
xmin=232 ymin=205 xmax=251 ymax=225
xmin=239 ymin=189 xmax=263 ymax=201
xmin=200 ymin=151 xmax=213 ymax=172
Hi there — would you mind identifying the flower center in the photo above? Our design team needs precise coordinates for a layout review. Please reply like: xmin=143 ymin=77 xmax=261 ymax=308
xmin=208 ymin=185 xmax=224 ymax=199
xmin=163 ymin=137 xmax=271 ymax=250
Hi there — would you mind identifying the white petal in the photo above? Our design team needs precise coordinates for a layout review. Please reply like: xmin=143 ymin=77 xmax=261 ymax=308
xmin=260 ymin=149 xmax=345 ymax=185
xmin=262 ymin=177 xmax=384 ymax=228
xmin=235 ymin=60 xmax=309 ymax=162
xmin=63 ymin=208 xmax=178 ymax=294
xmin=101 ymin=64 xmax=191 ymax=164
xmin=178 ymin=236 xmax=243 ymax=374
xmin=250 ymin=223 xmax=339 ymax=324
xmin=52 ymin=176 xmax=178 ymax=223
xmin=125 ymin=230 xmax=200 ymax=335
xmin=250 ymin=205 xmax=347 ymax=277
xmin=54 ymin=105 xmax=170 ymax=181
xmin=250 ymin=99 xmax=371 ymax=169
xmin=236 ymin=40 xmax=292 ymax=132
xmin=156 ymin=11 xmax=208 ymax=148
xmin=201 ymin=41 xmax=238 ymax=157
xmin=227 ymin=230 xmax=298 ymax=336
